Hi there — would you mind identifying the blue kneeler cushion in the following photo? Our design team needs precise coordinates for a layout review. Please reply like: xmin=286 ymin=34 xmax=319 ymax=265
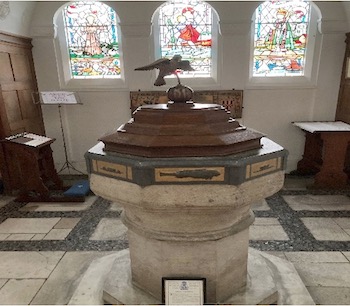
xmin=64 ymin=180 xmax=90 ymax=197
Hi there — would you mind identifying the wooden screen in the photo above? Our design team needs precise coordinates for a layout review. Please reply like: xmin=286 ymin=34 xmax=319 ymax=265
xmin=130 ymin=89 xmax=243 ymax=118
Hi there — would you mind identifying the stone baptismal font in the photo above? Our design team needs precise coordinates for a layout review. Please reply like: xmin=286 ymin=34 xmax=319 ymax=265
xmin=73 ymin=56 xmax=314 ymax=305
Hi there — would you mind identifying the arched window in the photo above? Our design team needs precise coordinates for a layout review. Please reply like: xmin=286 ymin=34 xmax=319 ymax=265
xmin=253 ymin=0 xmax=312 ymax=77
xmin=155 ymin=0 xmax=216 ymax=79
xmin=54 ymin=1 xmax=124 ymax=89
xmin=62 ymin=1 xmax=121 ymax=79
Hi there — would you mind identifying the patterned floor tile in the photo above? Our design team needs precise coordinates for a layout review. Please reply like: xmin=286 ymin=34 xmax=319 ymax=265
xmin=249 ymin=225 xmax=289 ymax=240
xmin=307 ymin=286 xmax=350 ymax=305
xmin=301 ymin=218 xmax=350 ymax=241
xmin=0 ymin=279 xmax=45 ymax=304
xmin=43 ymin=229 xmax=72 ymax=240
xmin=0 ymin=218 xmax=61 ymax=234
xmin=283 ymin=195 xmax=350 ymax=211
xmin=294 ymin=262 xmax=350 ymax=287
xmin=89 ymin=218 xmax=127 ymax=241
xmin=0 ymin=252 xmax=64 ymax=278
xmin=31 ymin=251 xmax=113 ymax=305
xmin=284 ymin=251 xmax=349 ymax=263
xmin=19 ymin=196 xmax=96 ymax=212
xmin=6 ymin=234 xmax=35 ymax=241
xmin=251 ymin=199 xmax=270 ymax=211
xmin=54 ymin=218 xmax=80 ymax=229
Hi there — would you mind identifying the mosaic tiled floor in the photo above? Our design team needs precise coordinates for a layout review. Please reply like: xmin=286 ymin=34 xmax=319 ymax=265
xmin=0 ymin=176 xmax=349 ymax=304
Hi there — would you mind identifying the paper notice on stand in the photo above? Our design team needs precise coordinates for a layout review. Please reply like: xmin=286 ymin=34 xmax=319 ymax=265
xmin=6 ymin=133 xmax=52 ymax=147
xmin=40 ymin=92 xmax=79 ymax=104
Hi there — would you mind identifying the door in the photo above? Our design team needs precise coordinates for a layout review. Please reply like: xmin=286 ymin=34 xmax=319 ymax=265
xmin=0 ymin=32 xmax=45 ymax=138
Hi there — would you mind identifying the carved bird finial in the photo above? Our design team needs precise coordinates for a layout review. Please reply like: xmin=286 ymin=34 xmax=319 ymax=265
xmin=135 ymin=55 xmax=195 ymax=86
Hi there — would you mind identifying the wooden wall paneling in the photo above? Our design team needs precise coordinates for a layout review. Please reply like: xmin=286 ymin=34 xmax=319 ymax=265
xmin=336 ymin=33 xmax=350 ymax=123
xmin=2 ymin=91 xmax=22 ymax=135
xmin=11 ymin=52 xmax=32 ymax=82
xmin=0 ymin=85 xmax=10 ymax=139
xmin=0 ymin=52 xmax=14 ymax=82
xmin=0 ymin=31 xmax=45 ymax=137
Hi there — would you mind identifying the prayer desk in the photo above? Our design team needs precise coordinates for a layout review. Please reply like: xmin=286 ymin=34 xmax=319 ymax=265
xmin=293 ymin=121 xmax=350 ymax=188
xmin=0 ymin=133 xmax=63 ymax=198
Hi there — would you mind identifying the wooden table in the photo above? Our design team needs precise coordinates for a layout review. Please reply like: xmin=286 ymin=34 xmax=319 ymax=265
xmin=293 ymin=121 xmax=350 ymax=188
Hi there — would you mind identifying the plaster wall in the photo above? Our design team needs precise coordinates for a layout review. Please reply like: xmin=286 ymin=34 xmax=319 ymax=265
xmin=0 ymin=2 xmax=36 ymax=37
xmin=2 ymin=1 xmax=349 ymax=173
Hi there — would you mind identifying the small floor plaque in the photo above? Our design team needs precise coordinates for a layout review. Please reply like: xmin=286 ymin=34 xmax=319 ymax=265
xmin=162 ymin=278 xmax=206 ymax=305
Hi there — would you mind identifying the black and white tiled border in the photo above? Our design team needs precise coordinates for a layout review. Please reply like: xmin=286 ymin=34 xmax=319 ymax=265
xmin=0 ymin=189 xmax=349 ymax=252
xmin=252 ymin=190 xmax=350 ymax=252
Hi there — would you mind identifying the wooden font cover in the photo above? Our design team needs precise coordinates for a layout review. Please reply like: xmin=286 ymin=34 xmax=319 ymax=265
xmin=99 ymin=99 xmax=263 ymax=158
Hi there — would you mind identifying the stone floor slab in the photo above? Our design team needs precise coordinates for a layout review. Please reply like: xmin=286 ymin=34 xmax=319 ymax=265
xmin=283 ymin=195 xmax=350 ymax=211
xmin=251 ymin=200 xmax=270 ymax=211
xmin=294 ymin=262 xmax=350 ymax=287
xmin=43 ymin=229 xmax=71 ymax=240
xmin=249 ymin=225 xmax=289 ymax=240
xmin=31 ymin=234 xmax=46 ymax=241
xmin=0 ymin=218 xmax=61 ymax=234
xmin=6 ymin=233 xmax=35 ymax=241
xmin=0 ymin=279 xmax=45 ymax=304
xmin=32 ymin=251 xmax=113 ymax=305
xmin=333 ymin=218 xmax=350 ymax=229
xmin=0 ymin=234 xmax=10 ymax=241
xmin=109 ymin=202 xmax=123 ymax=212
xmin=0 ymin=279 xmax=8 ymax=290
xmin=301 ymin=218 xmax=350 ymax=241
xmin=285 ymin=252 xmax=349 ymax=263
xmin=343 ymin=252 xmax=350 ymax=261
xmin=90 ymin=218 xmax=127 ymax=241
xmin=253 ymin=218 xmax=281 ymax=226
xmin=307 ymin=286 xmax=350 ymax=305
xmin=54 ymin=218 xmax=80 ymax=229
xmin=19 ymin=196 xmax=96 ymax=212
xmin=0 ymin=252 xmax=64 ymax=278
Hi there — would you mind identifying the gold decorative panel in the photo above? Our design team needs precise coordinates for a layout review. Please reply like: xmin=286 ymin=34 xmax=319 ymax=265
xmin=130 ymin=90 xmax=243 ymax=118
xmin=155 ymin=167 xmax=225 ymax=183
xmin=246 ymin=157 xmax=281 ymax=179
xmin=93 ymin=159 xmax=132 ymax=180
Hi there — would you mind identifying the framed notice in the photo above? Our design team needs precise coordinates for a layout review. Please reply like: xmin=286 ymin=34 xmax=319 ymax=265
xmin=162 ymin=278 xmax=206 ymax=305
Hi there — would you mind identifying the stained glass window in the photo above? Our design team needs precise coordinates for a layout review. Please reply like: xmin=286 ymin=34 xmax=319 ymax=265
xmin=253 ymin=0 xmax=310 ymax=77
xmin=63 ymin=1 xmax=121 ymax=79
xmin=158 ymin=0 xmax=212 ymax=77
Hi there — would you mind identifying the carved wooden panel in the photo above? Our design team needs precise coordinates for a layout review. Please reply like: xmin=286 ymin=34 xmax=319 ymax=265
xmin=130 ymin=90 xmax=243 ymax=118
xmin=0 ymin=52 xmax=13 ymax=83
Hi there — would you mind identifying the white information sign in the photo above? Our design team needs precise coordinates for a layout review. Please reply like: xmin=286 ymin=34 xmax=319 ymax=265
xmin=40 ymin=91 xmax=79 ymax=105
xmin=163 ymin=279 xmax=205 ymax=305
